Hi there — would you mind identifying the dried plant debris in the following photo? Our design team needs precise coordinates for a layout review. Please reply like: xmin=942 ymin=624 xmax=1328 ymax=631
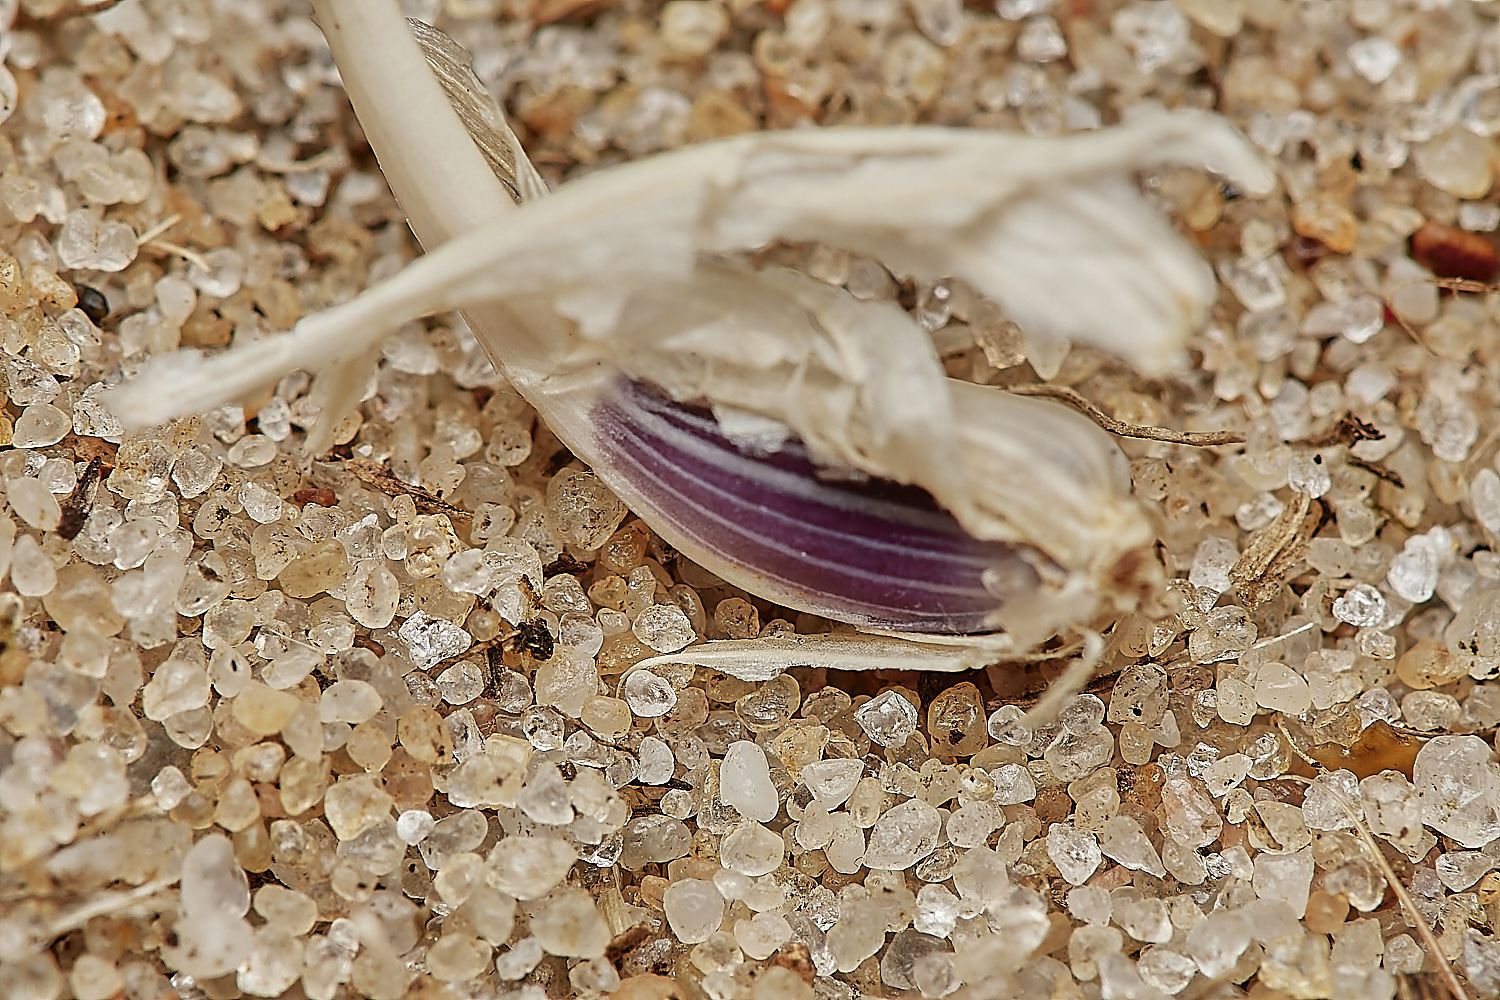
xmin=346 ymin=458 xmax=473 ymax=523
xmin=1008 ymin=383 xmax=1247 ymax=447
xmin=6 ymin=1 xmax=1500 ymax=1000
xmin=409 ymin=18 xmax=549 ymax=206
xmin=1229 ymin=493 xmax=1321 ymax=610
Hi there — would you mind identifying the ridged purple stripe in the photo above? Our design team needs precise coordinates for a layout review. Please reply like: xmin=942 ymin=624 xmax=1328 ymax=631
xmin=592 ymin=380 xmax=1032 ymax=633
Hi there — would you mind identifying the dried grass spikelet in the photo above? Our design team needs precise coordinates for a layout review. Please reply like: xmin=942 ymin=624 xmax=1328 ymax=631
xmin=107 ymin=1 xmax=1275 ymax=649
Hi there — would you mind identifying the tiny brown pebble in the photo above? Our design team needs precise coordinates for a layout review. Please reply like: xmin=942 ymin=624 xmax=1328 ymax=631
xmin=293 ymin=487 xmax=338 ymax=507
xmin=518 ymin=85 xmax=595 ymax=144
xmin=1032 ymin=784 xmax=1072 ymax=825
xmin=0 ymin=649 xmax=27 ymax=688
xmin=407 ymin=976 xmax=462 ymax=1000
xmin=688 ymin=90 xmax=758 ymax=142
xmin=98 ymin=89 xmax=138 ymax=135
xmin=1291 ymin=195 xmax=1358 ymax=254
xmin=468 ymin=700 xmax=499 ymax=733
xmin=74 ymin=284 xmax=108 ymax=324
xmin=352 ymin=635 xmax=385 ymax=657
xmin=762 ymin=75 xmax=819 ymax=124
xmin=1092 ymin=866 xmax=1135 ymax=891
xmin=254 ymin=782 xmax=287 ymax=820
xmin=1037 ymin=911 xmax=1073 ymax=955
xmin=1411 ymin=220 xmax=1499 ymax=283
xmin=767 ymin=941 xmax=815 ymax=984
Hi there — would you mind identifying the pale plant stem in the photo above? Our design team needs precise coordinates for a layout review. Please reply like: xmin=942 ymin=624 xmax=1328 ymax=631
xmin=45 ymin=874 xmax=181 ymax=938
xmin=1249 ymin=619 xmax=1318 ymax=650
xmin=309 ymin=0 xmax=512 ymax=246
xmin=1274 ymin=723 xmax=1472 ymax=1000
xmin=142 ymin=240 xmax=210 ymax=271
xmin=1332 ymin=791 xmax=1472 ymax=1000
xmin=134 ymin=213 xmax=181 ymax=246
xmin=307 ymin=0 xmax=573 ymax=410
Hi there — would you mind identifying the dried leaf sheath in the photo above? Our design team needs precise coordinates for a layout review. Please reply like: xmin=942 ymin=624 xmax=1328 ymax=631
xmin=407 ymin=18 xmax=548 ymax=205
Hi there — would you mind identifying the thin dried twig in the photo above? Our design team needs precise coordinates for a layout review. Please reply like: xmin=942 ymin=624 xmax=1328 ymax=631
xmin=1274 ymin=722 xmax=1473 ymax=1000
xmin=1347 ymin=453 xmax=1406 ymax=489
xmin=1006 ymin=384 xmax=1246 ymax=446
xmin=1001 ymin=658 xmax=1124 ymax=712
xmin=1333 ymin=793 xmax=1473 ymax=1000
xmin=142 ymin=240 xmax=211 ymax=272
xmin=427 ymin=636 xmax=503 ymax=675
xmin=992 ymin=640 xmax=1088 ymax=664
xmin=1299 ymin=415 xmax=1403 ymax=486
xmin=1384 ymin=296 xmax=1434 ymax=353
xmin=1250 ymin=619 xmax=1319 ymax=651
xmin=1462 ymin=424 xmax=1500 ymax=477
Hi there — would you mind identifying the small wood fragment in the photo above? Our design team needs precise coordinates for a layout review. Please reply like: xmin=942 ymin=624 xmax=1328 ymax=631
xmin=55 ymin=456 xmax=103 ymax=542
xmin=1305 ymin=412 xmax=1384 ymax=448
xmin=1331 ymin=786 xmax=1471 ymax=1000
xmin=1229 ymin=494 xmax=1318 ymax=609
